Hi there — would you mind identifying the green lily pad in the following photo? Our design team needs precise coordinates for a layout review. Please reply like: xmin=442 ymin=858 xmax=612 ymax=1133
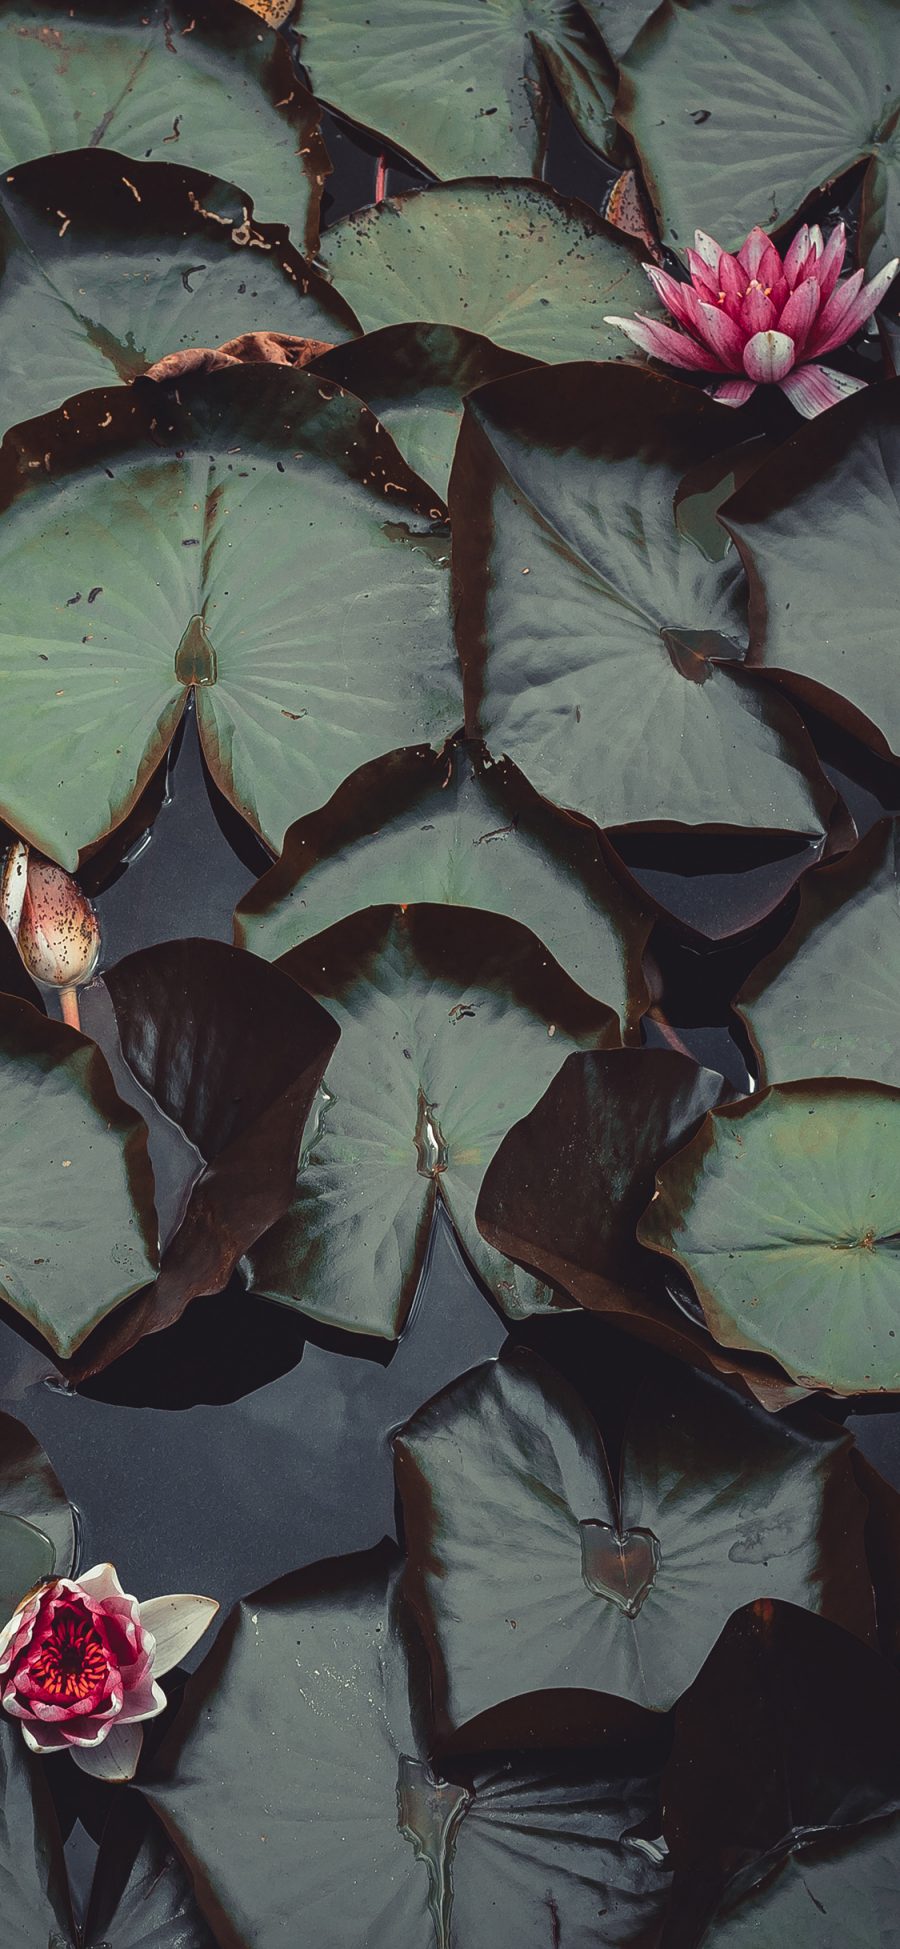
xmin=639 ymin=1080 xmax=900 ymax=1395
xmin=452 ymin=361 xmax=833 ymax=838
xmin=145 ymin=1543 xmax=674 ymax=1948
xmin=700 ymin=1824 xmax=900 ymax=1948
xmin=0 ymin=1410 xmax=77 ymax=1618
xmin=0 ymin=149 xmax=358 ymax=442
xmin=394 ymin=1349 xmax=873 ymax=1730
xmin=294 ymin=0 xmax=617 ymax=178
xmin=581 ymin=0 xmax=658 ymax=60
xmin=0 ymin=0 xmax=328 ymax=248
xmin=0 ymin=366 xmax=459 ymax=869
xmin=249 ymin=904 xmax=618 ymax=1337
xmin=312 ymin=326 xmax=535 ymax=498
xmin=319 ymin=181 xmax=654 ymax=364
xmin=0 ymin=996 xmax=157 ymax=1359
xmin=738 ymin=821 xmax=900 ymax=1087
xmin=725 ymin=384 xmax=900 ymax=758
xmin=619 ymin=0 xmax=900 ymax=272
xmin=235 ymin=743 xmax=653 ymax=1029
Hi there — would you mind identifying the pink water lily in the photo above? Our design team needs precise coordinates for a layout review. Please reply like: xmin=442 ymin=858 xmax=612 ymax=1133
xmin=605 ymin=223 xmax=898 ymax=417
xmin=0 ymin=1564 xmax=218 ymax=1781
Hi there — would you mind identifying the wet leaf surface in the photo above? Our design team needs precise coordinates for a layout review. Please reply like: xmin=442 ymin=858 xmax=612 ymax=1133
xmin=0 ymin=366 xmax=459 ymax=868
xmin=236 ymin=742 xmax=653 ymax=1028
xmin=69 ymin=939 xmax=339 ymax=1373
xmin=0 ymin=997 xmax=157 ymax=1359
xmin=619 ymin=0 xmax=900 ymax=271
xmin=294 ymin=0 xmax=617 ymax=178
xmin=725 ymin=383 xmax=900 ymax=758
xmin=146 ymin=1542 xmax=674 ymax=1948
xmin=451 ymin=362 xmax=834 ymax=837
xmin=0 ymin=1 xmax=328 ymax=248
xmin=0 ymin=150 xmax=357 ymax=440
xmin=737 ymin=820 xmax=900 ymax=1085
xmin=249 ymin=904 xmax=618 ymax=1337
xmin=639 ymin=1080 xmax=900 ymax=1395
xmin=0 ymin=1408 xmax=77 ymax=1616
xmin=395 ymin=1348 xmax=873 ymax=1731
xmin=320 ymin=181 xmax=655 ymax=364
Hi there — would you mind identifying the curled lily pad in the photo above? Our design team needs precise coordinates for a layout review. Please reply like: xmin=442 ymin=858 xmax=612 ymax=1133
xmin=319 ymin=181 xmax=655 ymax=364
xmin=725 ymin=384 xmax=900 ymax=758
xmin=451 ymin=362 xmax=833 ymax=838
xmin=249 ymin=905 xmax=619 ymax=1338
xmin=145 ymin=1543 xmax=674 ymax=1948
xmin=0 ymin=149 xmax=358 ymax=441
xmin=0 ymin=0 xmax=328 ymax=247
xmin=0 ymin=996 xmax=157 ymax=1359
xmin=235 ymin=742 xmax=653 ymax=1028
xmin=619 ymin=0 xmax=900 ymax=272
xmin=639 ymin=1080 xmax=900 ymax=1395
xmin=0 ymin=1410 xmax=77 ymax=1619
xmin=293 ymin=0 xmax=617 ymax=178
xmin=395 ymin=1350 xmax=872 ymax=1734
xmin=738 ymin=821 xmax=900 ymax=1086
xmin=0 ymin=366 xmax=459 ymax=869
xmin=71 ymin=939 xmax=339 ymax=1374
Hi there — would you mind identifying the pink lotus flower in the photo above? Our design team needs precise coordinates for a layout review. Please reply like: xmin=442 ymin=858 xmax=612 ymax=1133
xmin=0 ymin=1564 xmax=217 ymax=1781
xmin=606 ymin=223 xmax=898 ymax=417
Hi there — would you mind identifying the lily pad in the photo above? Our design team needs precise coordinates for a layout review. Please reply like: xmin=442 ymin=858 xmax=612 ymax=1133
xmin=738 ymin=821 xmax=900 ymax=1086
xmin=319 ymin=181 xmax=655 ymax=364
xmin=700 ymin=1824 xmax=900 ymax=1948
xmin=581 ymin=0 xmax=659 ymax=60
xmin=293 ymin=0 xmax=617 ymax=178
xmin=619 ymin=0 xmax=900 ymax=272
xmin=394 ymin=1349 xmax=873 ymax=1730
xmin=145 ymin=1543 xmax=674 ymax=1948
xmin=0 ymin=996 xmax=157 ymax=1359
xmin=451 ymin=362 xmax=833 ymax=838
xmin=0 ymin=149 xmax=358 ymax=441
xmin=249 ymin=904 xmax=619 ymax=1338
xmin=0 ymin=0 xmax=328 ymax=248
xmin=71 ymin=938 xmax=339 ymax=1374
xmin=0 ymin=365 xmax=459 ymax=869
xmin=725 ymin=384 xmax=900 ymax=758
xmin=638 ymin=1080 xmax=900 ymax=1395
xmin=235 ymin=742 xmax=653 ymax=1029
xmin=0 ymin=1409 xmax=77 ymax=1619
xmin=312 ymin=326 xmax=535 ymax=498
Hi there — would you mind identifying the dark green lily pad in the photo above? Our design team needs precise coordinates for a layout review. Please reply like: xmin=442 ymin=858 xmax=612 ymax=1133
xmin=738 ymin=821 xmax=900 ymax=1086
xmin=0 ymin=1410 xmax=77 ymax=1618
xmin=581 ymin=0 xmax=658 ymax=60
xmin=701 ymin=1824 xmax=900 ymax=1947
xmin=0 ymin=996 xmax=157 ymax=1359
xmin=0 ymin=366 xmax=459 ymax=869
xmin=639 ymin=1080 xmax=900 ymax=1395
xmin=395 ymin=1349 xmax=873 ymax=1731
xmin=725 ymin=384 xmax=900 ymax=758
xmin=294 ymin=0 xmax=617 ymax=178
xmin=319 ymin=181 xmax=654 ymax=364
xmin=312 ymin=326 xmax=534 ymax=498
xmin=0 ymin=0 xmax=328 ymax=248
xmin=145 ymin=1543 xmax=673 ymax=1948
xmin=249 ymin=904 xmax=618 ymax=1338
xmin=619 ymin=0 xmax=900 ymax=271
xmin=452 ymin=362 xmax=833 ymax=838
xmin=235 ymin=743 xmax=653 ymax=1030
xmin=0 ymin=149 xmax=358 ymax=442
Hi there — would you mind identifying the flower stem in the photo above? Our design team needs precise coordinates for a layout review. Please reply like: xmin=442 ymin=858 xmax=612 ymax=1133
xmin=60 ymin=986 xmax=81 ymax=1032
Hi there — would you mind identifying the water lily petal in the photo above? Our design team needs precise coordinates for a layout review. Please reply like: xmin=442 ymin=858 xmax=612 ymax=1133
xmin=783 ymin=225 xmax=812 ymax=288
xmin=695 ymin=301 xmax=745 ymax=368
xmin=77 ymin=1563 xmax=128 ymax=1604
xmin=693 ymin=227 xmax=721 ymax=270
xmin=19 ymin=1721 xmax=70 ymax=1754
xmin=757 ymin=242 xmax=783 ymax=293
xmin=118 ymin=1676 xmax=168 ymax=1724
xmin=808 ymin=224 xmax=825 ymax=257
xmin=138 ymin=1594 xmax=219 ymax=1678
xmin=743 ymin=329 xmax=796 ymax=381
xmin=738 ymin=226 xmax=770 ymax=275
xmin=685 ymin=248 xmax=720 ymax=298
xmin=809 ymin=257 xmax=899 ymax=356
xmin=707 ymin=378 xmax=757 ymax=407
xmin=603 ymin=314 xmax=723 ymax=370
xmin=71 ymin=1720 xmax=143 ymax=1783
xmin=813 ymin=222 xmax=847 ymax=301
xmin=0 ymin=844 xmax=28 ymax=941
xmin=777 ymin=278 xmax=821 ymax=351
xmin=645 ymin=265 xmax=706 ymax=331
xmin=779 ymin=363 xmax=868 ymax=418
xmin=741 ymin=284 xmax=777 ymax=335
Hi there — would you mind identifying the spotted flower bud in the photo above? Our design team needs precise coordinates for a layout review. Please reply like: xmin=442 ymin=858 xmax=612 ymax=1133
xmin=1 ymin=844 xmax=100 ymax=1025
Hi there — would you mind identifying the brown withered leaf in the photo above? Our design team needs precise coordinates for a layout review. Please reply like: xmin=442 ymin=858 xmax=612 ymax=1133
xmin=145 ymin=332 xmax=336 ymax=383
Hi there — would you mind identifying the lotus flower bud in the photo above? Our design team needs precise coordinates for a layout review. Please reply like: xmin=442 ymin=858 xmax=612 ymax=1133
xmin=1 ymin=843 xmax=100 ymax=1026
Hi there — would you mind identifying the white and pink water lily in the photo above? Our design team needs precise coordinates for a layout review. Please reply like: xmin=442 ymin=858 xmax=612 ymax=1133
xmin=606 ymin=222 xmax=898 ymax=417
xmin=0 ymin=1564 xmax=218 ymax=1781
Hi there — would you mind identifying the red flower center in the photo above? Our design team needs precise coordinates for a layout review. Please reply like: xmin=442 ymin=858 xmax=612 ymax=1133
xmin=27 ymin=1603 xmax=109 ymax=1703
